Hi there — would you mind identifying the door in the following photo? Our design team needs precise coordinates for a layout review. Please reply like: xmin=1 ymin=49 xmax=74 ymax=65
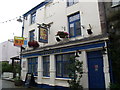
xmin=87 ymin=50 xmax=105 ymax=88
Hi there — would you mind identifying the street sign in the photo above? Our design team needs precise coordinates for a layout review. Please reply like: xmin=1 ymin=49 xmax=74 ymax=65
xmin=14 ymin=36 xmax=24 ymax=46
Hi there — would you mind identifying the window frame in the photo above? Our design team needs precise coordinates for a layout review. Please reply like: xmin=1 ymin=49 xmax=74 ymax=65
xmin=56 ymin=53 xmax=75 ymax=78
xmin=28 ymin=57 xmax=38 ymax=76
xmin=30 ymin=12 xmax=36 ymax=24
xmin=29 ymin=30 xmax=35 ymax=41
xmin=68 ymin=12 xmax=81 ymax=38
xmin=67 ymin=0 xmax=79 ymax=7
xmin=43 ymin=56 xmax=50 ymax=77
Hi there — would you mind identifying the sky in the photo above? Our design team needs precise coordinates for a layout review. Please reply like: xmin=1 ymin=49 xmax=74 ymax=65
xmin=0 ymin=0 xmax=44 ymax=43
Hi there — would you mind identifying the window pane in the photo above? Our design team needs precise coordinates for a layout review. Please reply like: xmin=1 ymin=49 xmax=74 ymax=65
xmin=70 ymin=23 xmax=74 ymax=37
xmin=29 ymin=30 xmax=35 ymax=41
xmin=67 ymin=0 xmax=74 ymax=6
xmin=56 ymin=62 xmax=62 ymax=77
xmin=69 ymin=14 xmax=80 ymax=22
xmin=31 ymin=12 xmax=36 ymax=24
xmin=43 ymin=56 xmax=50 ymax=76
xmin=75 ymin=21 xmax=81 ymax=36
xmin=28 ymin=57 xmax=38 ymax=76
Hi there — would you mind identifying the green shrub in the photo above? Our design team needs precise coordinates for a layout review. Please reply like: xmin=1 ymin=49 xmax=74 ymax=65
xmin=2 ymin=62 xmax=13 ymax=73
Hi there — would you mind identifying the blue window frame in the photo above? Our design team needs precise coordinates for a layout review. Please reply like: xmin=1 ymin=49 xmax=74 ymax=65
xmin=68 ymin=12 xmax=81 ymax=38
xmin=28 ymin=57 xmax=38 ymax=76
xmin=31 ymin=12 xmax=36 ymax=24
xmin=29 ymin=30 xmax=35 ymax=41
xmin=67 ymin=0 xmax=79 ymax=7
xmin=43 ymin=56 xmax=50 ymax=77
xmin=56 ymin=53 xmax=75 ymax=78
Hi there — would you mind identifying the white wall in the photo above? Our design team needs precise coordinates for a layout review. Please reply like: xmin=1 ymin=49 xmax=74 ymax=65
xmin=23 ymin=1 xmax=102 ymax=48
xmin=0 ymin=41 xmax=20 ymax=63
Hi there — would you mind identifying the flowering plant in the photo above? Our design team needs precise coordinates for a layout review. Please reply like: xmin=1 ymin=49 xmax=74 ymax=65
xmin=28 ymin=40 xmax=39 ymax=48
xmin=56 ymin=31 xmax=69 ymax=38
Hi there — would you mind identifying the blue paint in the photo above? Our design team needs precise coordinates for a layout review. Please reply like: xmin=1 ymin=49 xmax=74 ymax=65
xmin=87 ymin=50 xmax=105 ymax=88
xmin=36 ymin=84 xmax=69 ymax=89
xmin=23 ymin=0 xmax=53 ymax=17
xmin=22 ymin=42 xmax=105 ymax=58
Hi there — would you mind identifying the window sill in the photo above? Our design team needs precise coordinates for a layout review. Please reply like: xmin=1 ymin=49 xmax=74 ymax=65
xmin=55 ymin=78 xmax=71 ymax=81
xmin=42 ymin=77 xmax=50 ymax=79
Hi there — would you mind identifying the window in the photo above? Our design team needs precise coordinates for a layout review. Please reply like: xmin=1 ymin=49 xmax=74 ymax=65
xmin=31 ymin=12 xmax=36 ymax=24
xmin=43 ymin=56 xmax=50 ymax=77
xmin=56 ymin=53 xmax=75 ymax=78
xmin=112 ymin=0 xmax=120 ymax=6
xmin=68 ymin=13 xmax=81 ymax=37
xmin=28 ymin=57 xmax=38 ymax=76
xmin=67 ymin=0 xmax=79 ymax=7
xmin=29 ymin=30 xmax=35 ymax=41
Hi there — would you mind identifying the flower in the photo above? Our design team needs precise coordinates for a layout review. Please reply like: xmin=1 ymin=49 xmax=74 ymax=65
xmin=28 ymin=40 xmax=39 ymax=48
xmin=56 ymin=31 xmax=69 ymax=38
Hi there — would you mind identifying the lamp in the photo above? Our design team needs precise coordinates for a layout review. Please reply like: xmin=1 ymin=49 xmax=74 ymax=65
xmin=17 ymin=16 xmax=22 ymax=22
xmin=75 ymin=50 xmax=81 ymax=57
xmin=87 ymin=24 xmax=93 ymax=35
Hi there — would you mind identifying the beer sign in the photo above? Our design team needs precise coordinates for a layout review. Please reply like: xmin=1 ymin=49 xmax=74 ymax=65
xmin=14 ymin=36 xmax=24 ymax=46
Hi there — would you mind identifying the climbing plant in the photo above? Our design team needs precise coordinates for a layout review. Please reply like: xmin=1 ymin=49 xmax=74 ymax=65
xmin=67 ymin=56 xmax=83 ymax=89
xmin=107 ymin=9 xmax=120 ymax=88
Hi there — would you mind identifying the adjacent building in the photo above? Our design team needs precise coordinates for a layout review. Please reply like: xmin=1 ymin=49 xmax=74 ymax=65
xmin=21 ymin=0 xmax=111 ymax=88
xmin=0 ymin=41 xmax=20 ymax=63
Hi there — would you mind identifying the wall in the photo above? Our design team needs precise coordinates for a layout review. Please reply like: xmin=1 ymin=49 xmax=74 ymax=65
xmin=0 ymin=41 xmax=20 ymax=63
xmin=23 ymin=1 xmax=102 ymax=48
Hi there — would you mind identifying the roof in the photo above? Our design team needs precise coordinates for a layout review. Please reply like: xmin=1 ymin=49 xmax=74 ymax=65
xmin=23 ymin=0 xmax=52 ymax=17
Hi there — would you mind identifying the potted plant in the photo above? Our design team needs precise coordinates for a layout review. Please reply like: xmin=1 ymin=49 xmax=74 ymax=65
xmin=56 ymin=31 xmax=69 ymax=38
xmin=28 ymin=40 xmax=39 ymax=48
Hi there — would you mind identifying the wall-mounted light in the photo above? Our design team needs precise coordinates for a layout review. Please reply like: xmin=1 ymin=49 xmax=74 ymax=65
xmin=102 ymin=46 xmax=107 ymax=54
xmin=87 ymin=24 xmax=93 ymax=35
xmin=17 ymin=16 xmax=23 ymax=22
xmin=75 ymin=50 xmax=81 ymax=57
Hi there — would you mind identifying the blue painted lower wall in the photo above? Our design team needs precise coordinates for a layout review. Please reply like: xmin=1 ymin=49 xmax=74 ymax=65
xmin=37 ymin=84 xmax=69 ymax=89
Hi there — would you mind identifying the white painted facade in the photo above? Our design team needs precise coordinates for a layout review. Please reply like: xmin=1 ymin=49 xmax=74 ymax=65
xmin=0 ymin=41 xmax=20 ymax=63
xmin=21 ymin=0 xmax=111 ymax=88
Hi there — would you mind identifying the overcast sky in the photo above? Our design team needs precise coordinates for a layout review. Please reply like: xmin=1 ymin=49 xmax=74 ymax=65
xmin=0 ymin=0 xmax=44 ymax=43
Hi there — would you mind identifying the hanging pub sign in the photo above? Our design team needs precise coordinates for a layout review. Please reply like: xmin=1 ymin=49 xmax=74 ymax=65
xmin=14 ymin=36 xmax=24 ymax=47
xmin=39 ymin=27 xmax=48 ymax=43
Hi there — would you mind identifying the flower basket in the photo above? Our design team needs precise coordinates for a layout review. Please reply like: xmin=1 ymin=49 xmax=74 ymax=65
xmin=56 ymin=31 xmax=69 ymax=38
xmin=28 ymin=40 xmax=39 ymax=48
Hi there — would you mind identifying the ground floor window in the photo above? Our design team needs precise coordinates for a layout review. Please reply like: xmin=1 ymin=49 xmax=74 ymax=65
xmin=56 ymin=53 xmax=75 ymax=78
xmin=43 ymin=56 xmax=50 ymax=77
xmin=28 ymin=57 xmax=38 ymax=76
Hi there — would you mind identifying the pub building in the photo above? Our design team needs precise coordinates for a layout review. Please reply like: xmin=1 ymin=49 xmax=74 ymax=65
xmin=21 ymin=0 xmax=111 ymax=88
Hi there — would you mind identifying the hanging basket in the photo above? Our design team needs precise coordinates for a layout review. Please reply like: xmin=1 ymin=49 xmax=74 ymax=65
xmin=56 ymin=31 xmax=69 ymax=38
xmin=28 ymin=40 xmax=39 ymax=48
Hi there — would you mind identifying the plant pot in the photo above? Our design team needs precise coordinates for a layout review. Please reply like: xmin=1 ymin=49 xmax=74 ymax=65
xmin=28 ymin=41 xmax=39 ymax=48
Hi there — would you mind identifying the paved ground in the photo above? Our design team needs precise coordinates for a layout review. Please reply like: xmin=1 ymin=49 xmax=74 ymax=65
xmin=1 ymin=79 xmax=22 ymax=89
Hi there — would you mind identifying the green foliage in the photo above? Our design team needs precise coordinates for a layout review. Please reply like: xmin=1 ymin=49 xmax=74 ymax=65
xmin=109 ymin=83 xmax=120 ymax=89
xmin=67 ymin=56 xmax=83 ymax=89
xmin=108 ymin=10 xmax=120 ymax=85
xmin=2 ymin=62 xmax=13 ymax=73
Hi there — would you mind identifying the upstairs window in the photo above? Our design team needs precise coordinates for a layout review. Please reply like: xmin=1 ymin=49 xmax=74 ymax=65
xmin=67 ymin=0 xmax=79 ymax=7
xmin=68 ymin=12 xmax=81 ymax=38
xmin=29 ymin=30 xmax=35 ymax=41
xmin=31 ymin=12 xmax=36 ymax=24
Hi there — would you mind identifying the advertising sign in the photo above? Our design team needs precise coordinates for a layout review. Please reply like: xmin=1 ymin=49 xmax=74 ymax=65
xmin=14 ymin=36 xmax=24 ymax=46
xmin=39 ymin=27 xmax=48 ymax=43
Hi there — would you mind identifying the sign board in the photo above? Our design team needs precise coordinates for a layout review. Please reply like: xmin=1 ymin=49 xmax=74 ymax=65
xmin=39 ymin=27 xmax=48 ymax=43
xmin=14 ymin=36 xmax=24 ymax=46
